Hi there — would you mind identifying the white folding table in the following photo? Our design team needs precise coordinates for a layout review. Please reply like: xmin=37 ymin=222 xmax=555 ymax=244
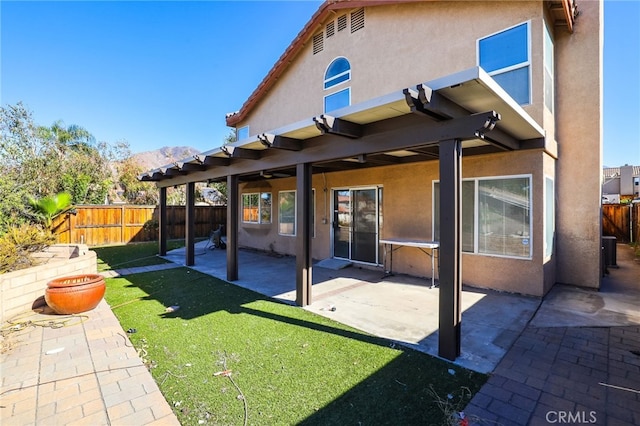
xmin=379 ymin=238 xmax=440 ymax=289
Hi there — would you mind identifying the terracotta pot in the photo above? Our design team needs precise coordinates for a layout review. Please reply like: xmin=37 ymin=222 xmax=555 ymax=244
xmin=45 ymin=274 xmax=106 ymax=314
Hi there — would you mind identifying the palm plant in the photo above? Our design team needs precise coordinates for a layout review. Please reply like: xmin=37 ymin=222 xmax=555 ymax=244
xmin=28 ymin=192 xmax=73 ymax=228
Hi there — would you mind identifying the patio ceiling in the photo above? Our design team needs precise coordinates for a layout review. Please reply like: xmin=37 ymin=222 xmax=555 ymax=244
xmin=139 ymin=67 xmax=545 ymax=187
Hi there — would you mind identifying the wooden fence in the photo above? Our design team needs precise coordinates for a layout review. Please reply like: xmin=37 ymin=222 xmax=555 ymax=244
xmin=602 ymin=204 xmax=640 ymax=243
xmin=52 ymin=205 xmax=227 ymax=247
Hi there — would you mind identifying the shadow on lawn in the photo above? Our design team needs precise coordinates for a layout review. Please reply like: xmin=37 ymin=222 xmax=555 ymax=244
xmin=297 ymin=350 xmax=477 ymax=425
xmin=116 ymin=268 xmax=485 ymax=424
xmin=119 ymin=268 xmax=402 ymax=348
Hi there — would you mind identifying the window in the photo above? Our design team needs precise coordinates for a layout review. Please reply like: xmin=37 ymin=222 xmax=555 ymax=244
xmin=324 ymin=57 xmax=351 ymax=113
xmin=324 ymin=88 xmax=350 ymax=113
xmin=433 ymin=181 xmax=476 ymax=253
xmin=544 ymin=23 xmax=554 ymax=112
xmin=434 ymin=175 xmax=532 ymax=258
xmin=236 ymin=126 xmax=249 ymax=141
xmin=324 ymin=57 xmax=351 ymax=89
xmin=478 ymin=177 xmax=531 ymax=257
xmin=242 ymin=192 xmax=271 ymax=224
xmin=278 ymin=190 xmax=316 ymax=237
xmin=279 ymin=191 xmax=296 ymax=235
xmin=478 ymin=22 xmax=530 ymax=105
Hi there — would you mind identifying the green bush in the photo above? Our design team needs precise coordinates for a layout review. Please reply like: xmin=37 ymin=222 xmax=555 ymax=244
xmin=0 ymin=224 xmax=55 ymax=274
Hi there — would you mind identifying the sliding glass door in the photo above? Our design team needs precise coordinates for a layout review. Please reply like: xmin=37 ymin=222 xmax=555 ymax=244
xmin=332 ymin=187 xmax=381 ymax=264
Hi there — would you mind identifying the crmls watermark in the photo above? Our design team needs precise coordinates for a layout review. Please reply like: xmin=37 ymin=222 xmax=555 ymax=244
xmin=545 ymin=411 xmax=597 ymax=424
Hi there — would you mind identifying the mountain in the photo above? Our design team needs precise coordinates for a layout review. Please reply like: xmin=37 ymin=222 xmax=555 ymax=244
xmin=132 ymin=146 xmax=200 ymax=171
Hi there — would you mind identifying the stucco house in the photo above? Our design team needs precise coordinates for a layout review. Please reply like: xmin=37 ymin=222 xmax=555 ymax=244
xmin=603 ymin=165 xmax=640 ymax=202
xmin=140 ymin=0 xmax=601 ymax=359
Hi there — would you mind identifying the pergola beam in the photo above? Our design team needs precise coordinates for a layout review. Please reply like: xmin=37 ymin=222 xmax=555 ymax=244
xmin=481 ymin=129 xmax=520 ymax=151
xmin=175 ymin=162 xmax=206 ymax=172
xmin=258 ymin=133 xmax=303 ymax=151
xmin=152 ymin=111 xmax=504 ymax=187
xmin=406 ymin=84 xmax=519 ymax=151
xmin=220 ymin=145 xmax=261 ymax=160
xmin=160 ymin=167 xmax=186 ymax=176
xmin=410 ymin=146 xmax=440 ymax=158
xmin=313 ymin=114 xmax=363 ymax=138
xmin=404 ymin=84 xmax=470 ymax=121
xmin=195 ymin=154 xmax=231 ymax=167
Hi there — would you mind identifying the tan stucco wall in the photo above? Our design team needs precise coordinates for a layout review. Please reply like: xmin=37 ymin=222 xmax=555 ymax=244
xmin=238 ymin=1 xmax=546 ymax=136
xmin=554 ymin=0 xmax=603 ymax=289
xmin=226 ymin=1 xmax=602 ymax=296
xmin=238 ymin=148 xmax=550 ymax=296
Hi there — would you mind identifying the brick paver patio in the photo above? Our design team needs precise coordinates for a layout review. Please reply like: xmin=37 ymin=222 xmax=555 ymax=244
xmin=465 ymin=325 xmax=640 ymax=425
xmin=1 ymin=298 xmax=179 ymax=426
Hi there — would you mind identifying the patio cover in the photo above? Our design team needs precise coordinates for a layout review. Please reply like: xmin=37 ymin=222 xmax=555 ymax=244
xmin=140 ymin=67 xmax=545 ymax=360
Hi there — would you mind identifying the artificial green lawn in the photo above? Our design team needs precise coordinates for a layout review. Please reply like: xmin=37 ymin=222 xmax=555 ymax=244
xmin=93 ymin=240 xmax=186 ymax=272
xmin=104 ymin=266 xmax=487 ymax=425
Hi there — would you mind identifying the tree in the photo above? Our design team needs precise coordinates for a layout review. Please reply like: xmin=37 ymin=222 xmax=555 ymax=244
xmin=0 ymin=103 xmax=124 ymax=208
xmin=116 ymin=156 xmax=158 ymax=204
xmin=38 ymin=121 xmax=116 ymax=204
xmin=0 ymin=102 xmax=58 ymax=195
xmin=0 ymin=102 xmax=50 ymax=232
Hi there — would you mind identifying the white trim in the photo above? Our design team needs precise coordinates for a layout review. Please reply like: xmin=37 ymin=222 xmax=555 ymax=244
xmin=241 ymin=191 xmax=272 ymax=224
xmin=324 ymin=87 xmax=351 ymax=114
xmin=476 ymin=21 xmax=532 ymax=106
xmin=433 ymin=174 xmax=533 ymax=260
xmin=331 ymin=185 xmax=382 ymax=265
xmin=543 ymin=175 xmax=555 ymax=262
xmin=236 ymin=125 xmax=249 ymax=142
xmin=543 ymin=20 xmax=555 ymax=113
xmin=278 ymin=190 xmax=296 ymax=236
xmin=324 ymin=56 xmax=351 ymax=90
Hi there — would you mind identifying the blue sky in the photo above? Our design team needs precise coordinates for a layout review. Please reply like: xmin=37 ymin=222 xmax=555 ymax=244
xmin=1 ymin=1 xmax=638 ymax=168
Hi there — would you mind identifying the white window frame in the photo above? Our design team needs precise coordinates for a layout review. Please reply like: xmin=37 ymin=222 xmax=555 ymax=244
xmin=324 ymin=56 xmax=351 ymax=90
xmin=242 ymin=192 xmax=271 ymax=224
xmin=278 ymin=190 xmax=296 ymax=236
xmin=277 ymin=189 xmax=316 ymax=237
xmin=543 ymin=21 xmax=554 ymax=113
xmin=324 ymin=87 xmax=351 ymax=113
xmin=544 ymin=175 xmax=555 ymax=261
xmin=236 ymin=126 xmax=249 ymax=142
xmin=477 ymin=21 xmax=532 ymax=106
xmin=324 ymin=57 xmax=351 ymax=113
xmin=433 ymin=174 xmax=533 ymax=260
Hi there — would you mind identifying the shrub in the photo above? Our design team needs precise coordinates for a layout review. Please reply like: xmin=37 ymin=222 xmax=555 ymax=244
xmin=0 ymin=224 xmax=55 ymax=274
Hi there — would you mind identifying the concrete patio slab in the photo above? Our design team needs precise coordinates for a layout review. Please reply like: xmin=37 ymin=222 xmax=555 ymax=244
xmin=164 ymin=241 xmax=540 ymax=373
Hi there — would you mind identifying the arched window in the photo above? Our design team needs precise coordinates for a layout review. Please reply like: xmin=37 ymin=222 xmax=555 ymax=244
xmin=324 ymin=57 xmax=351 ymax=89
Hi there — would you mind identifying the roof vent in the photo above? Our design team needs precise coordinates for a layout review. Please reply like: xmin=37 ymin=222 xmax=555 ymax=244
xmin=326 ymin=21 xmax=335 ymax=38
xmin=351 ymin=8 xmax=365 ymax=33
xmin=337 ymin=14 xmax=347 ymax=32
xmin=313 ymin=32 xmax=324 ymax=54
